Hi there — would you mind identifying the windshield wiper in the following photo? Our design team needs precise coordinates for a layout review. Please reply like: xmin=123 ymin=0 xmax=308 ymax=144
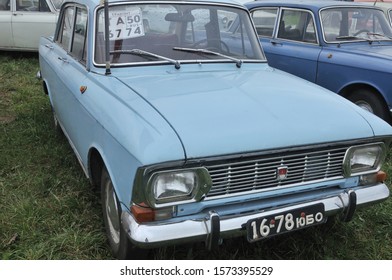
xmin=366 ymin=32 xmax=392 ymax=40
xmin=335 ymin=35 xmax=375 ymax=45
xmin=335 ymin=35 xmax=383 ymax=44
xmin=335 ymin=35 xmax=364 ymax=41
xmin=173 ymin=47 xmax=242 ymax=68
xmin=110 ymin=49 xmax=181 ymax=69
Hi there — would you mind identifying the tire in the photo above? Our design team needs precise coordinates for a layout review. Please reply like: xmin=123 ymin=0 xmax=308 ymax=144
xmin=101 ymin=166 xmax=148 ymax=259
xmin=348 ymin=89 xmax=391 ymax=123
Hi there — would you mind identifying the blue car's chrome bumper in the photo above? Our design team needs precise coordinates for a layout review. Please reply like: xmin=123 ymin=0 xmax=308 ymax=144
xmin=121 ymin=184 xmax=390 ymax=249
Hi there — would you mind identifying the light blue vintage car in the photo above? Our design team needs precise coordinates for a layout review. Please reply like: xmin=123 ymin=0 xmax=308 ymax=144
xmin=38 ymin=0 xmax=392 ymax=259
xmin=246 ymin=0 xmax=392 ymax=123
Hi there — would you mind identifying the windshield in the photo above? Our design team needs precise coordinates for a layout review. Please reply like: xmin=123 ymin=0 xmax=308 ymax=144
xmin=320 ymin=7 xmax=392 ymax=42
xmin=94 ymin=3 xmax=264 ymax=66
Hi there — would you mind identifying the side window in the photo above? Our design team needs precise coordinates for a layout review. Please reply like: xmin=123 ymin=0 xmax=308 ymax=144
xmin=57 ymin=6 xmax=74 ymax=50
xmin=52 ymin=0 xmax=64 ymax=10
xmin=278 ymin=9 xmax=317 ymax=43
xmin=0 ymin=0 xmax=10 ymax=10
xmin=303 ymin=14 xmax=317 ymax=43
xmin=251 ymin=8 xmax=278 ymax=37
xmin=70 ymin=7 xmax=88 ymax=62
xmin=56 ymin=5 xmax=88 ymax=63
xmin=16 ymin=0 xmax=50 ymax=12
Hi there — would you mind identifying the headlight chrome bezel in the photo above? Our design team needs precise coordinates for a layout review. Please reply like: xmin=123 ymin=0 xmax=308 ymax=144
xmin=145 ymin=167 xmax=212 ymax=208
xmin=343 ymin=142 xmax=387 ymax=177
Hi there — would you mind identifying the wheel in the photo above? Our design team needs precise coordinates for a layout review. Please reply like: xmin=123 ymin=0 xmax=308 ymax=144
xmin=101 ymin=166 xmax=148 ymax=259
xmin=191 ymin=39 xmax=230 ymax=53
xmin=347 ymin=89 xmax=390 ymax=122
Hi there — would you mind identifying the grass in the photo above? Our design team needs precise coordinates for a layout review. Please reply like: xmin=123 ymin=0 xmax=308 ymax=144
xmin=1 ymin=51 xmax=392 ymax=260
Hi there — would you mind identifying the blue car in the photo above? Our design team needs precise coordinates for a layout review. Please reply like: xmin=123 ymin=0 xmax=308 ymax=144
xmin=246 ymin=0 xmax=392 ymax=122
xmin=38 ymin=0 xmax=392 ymax=259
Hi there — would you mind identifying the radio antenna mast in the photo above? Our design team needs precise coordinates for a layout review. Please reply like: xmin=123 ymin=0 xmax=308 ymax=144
xmin=103 ymin=0 xmax=111 ymax=75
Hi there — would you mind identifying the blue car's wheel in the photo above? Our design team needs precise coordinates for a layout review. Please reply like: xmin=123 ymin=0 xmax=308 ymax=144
xmin=348 ymin=89 xmax=390 ymax=123
xmin=101 ymin=166 xmax=148 ymax=259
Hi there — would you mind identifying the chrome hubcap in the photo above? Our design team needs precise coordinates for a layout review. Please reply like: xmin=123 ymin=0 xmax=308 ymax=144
xmin=356 ymin=101 xmax=373 ymax=113
xmin=104 ymin=180 xmax=120 ymax=245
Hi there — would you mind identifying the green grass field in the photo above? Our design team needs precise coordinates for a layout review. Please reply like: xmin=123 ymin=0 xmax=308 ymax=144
xmin=1 ymin=51 xmax=392 ymax=260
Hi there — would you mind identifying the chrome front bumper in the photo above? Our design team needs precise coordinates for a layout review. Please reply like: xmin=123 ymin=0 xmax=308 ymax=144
xmin=121 ymin=184 xmax=389 ymax=249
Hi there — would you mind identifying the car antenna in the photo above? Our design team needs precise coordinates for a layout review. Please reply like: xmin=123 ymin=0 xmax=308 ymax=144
xmin=103 ymin=0 xmax=111 ymax=75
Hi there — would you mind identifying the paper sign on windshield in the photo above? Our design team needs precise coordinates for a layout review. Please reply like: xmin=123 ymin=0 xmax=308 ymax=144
xmin=109 ymin=8 xmax=145 ymax=41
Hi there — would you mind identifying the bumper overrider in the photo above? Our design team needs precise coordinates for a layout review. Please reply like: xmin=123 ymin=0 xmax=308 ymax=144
xmin=121 ymin=183 xmax=390 ymax=249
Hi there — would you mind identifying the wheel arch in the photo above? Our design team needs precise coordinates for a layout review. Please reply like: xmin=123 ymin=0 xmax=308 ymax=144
xmin=339 ymin=83 xmax=388 ymax=108
xmin=88 ymin=147 xmax=105 ymax=189
xmin=339 ymin=83 xmax=391 ymax=123
xmin=42 ymin=80 xmax=49 ymax=95
xmin=42 ymin=79 xmax=55 ymax=107
xmin=87 ymin=144 xmax=137 ymax=210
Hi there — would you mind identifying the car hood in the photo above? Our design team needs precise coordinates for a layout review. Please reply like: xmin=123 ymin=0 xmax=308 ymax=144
xmin=116 ymin=64 xmax=382 ymax=159
xmin=334 ymin=42 xmax=392 ymax=59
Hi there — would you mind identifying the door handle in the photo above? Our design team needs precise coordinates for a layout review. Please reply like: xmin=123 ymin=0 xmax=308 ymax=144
xmin=58 ymin=57 xmax=69 ymax=63
xmin=270 ymin=40 xmax=282 ymax=46
xmin=45 ymin=44 xmax=54 ymax=50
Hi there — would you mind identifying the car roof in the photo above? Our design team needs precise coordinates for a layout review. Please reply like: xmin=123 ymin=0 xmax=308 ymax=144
xmin=245 ymin=0 xmax=376 ymax=10
xmin=355 ymin=0 xmax=392 ymax=2
xmin=63 ymin=0 xmax=246 ymax=7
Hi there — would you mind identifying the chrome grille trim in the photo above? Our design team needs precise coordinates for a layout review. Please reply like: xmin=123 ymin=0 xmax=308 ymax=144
xmin=205 ymin=147 xmax=347 ymax=198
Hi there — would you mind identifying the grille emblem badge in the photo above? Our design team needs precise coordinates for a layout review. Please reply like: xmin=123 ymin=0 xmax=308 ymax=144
xmin=277 ymin=166 xmax=288 ymax=180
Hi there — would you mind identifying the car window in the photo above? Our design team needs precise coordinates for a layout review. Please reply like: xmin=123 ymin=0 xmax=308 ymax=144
xmin=15 ymin=0 xmax=50 ymax=12
xmin=56 ymin=5 xmax=88 ymax=62
xmin=321 ymin=7 xmax=392 ymax=42
xmin=51 ymin=0 xmax=64 ymax=10
xmin=57 ymin=5 xmax=74 ymax=50
xmin=277 ymin=9 xmax=317 ymax=43
xmin=94 ymin=3 xmax=264 ymax=65
xmin=251 ymin=8 xmax=278 ymax=37
xmin=389 ymin=9 xmax=392 ymax=25
xmin=0 ymin=0 xmax=10 ymax=10
xmin=70 ymin=7 xmax=88 ymax=62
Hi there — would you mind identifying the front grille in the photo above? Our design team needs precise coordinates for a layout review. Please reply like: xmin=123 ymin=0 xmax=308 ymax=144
xmin=205 ymin=146 xmax=347 ymax=198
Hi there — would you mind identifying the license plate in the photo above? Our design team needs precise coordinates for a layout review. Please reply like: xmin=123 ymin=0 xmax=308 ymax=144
xmin=246 ymin=203 xmax=326 ymax=242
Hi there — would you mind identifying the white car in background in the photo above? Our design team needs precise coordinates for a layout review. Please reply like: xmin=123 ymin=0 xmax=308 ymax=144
xmin=0 ymin=0 xmax=63 ymax=51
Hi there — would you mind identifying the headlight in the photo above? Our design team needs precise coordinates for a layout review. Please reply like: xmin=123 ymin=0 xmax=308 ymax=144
xmin=343 ymin=143 xmax=386 ymax=176
xmin=146 ymin=168 xmax=212 ymax=207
